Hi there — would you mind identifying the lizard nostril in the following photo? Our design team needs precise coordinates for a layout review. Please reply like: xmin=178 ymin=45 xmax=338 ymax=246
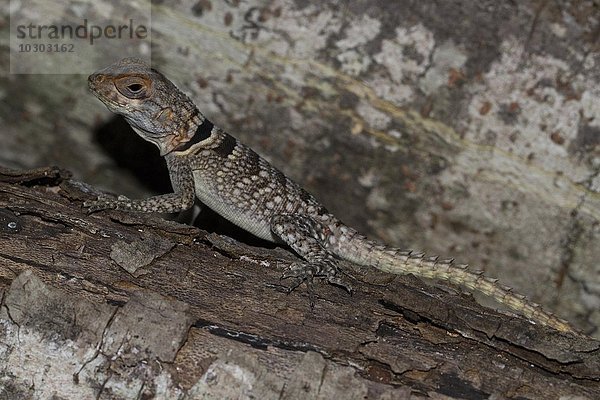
xmin=88 ymin=74 xmax=104 ymax=84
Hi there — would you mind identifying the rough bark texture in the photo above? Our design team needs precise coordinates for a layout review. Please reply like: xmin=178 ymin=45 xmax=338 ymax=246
xmin=0 ymin=166 xmax=599 ymax=399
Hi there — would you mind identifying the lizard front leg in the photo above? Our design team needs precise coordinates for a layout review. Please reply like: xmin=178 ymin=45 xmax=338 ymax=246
xmin=84 ymin=153 xmax=196 ymax=213
xmin=270 ymin=214 xmax=353 ymax=296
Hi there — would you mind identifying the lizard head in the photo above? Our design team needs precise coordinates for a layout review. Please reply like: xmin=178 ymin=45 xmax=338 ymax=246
xmin=88 ymin=58 xmax=200 ymax=155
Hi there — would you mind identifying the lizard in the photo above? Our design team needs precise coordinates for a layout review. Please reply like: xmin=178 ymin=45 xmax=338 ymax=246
xmin=84 ymin=58 xmax=574 ymax=333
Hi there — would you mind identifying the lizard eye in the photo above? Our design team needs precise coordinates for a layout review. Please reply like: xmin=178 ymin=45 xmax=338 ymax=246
xmin=115 ymin=76 xmax=150 ymax=99
xmin=127 ymin=83 xmax=143 ymax=92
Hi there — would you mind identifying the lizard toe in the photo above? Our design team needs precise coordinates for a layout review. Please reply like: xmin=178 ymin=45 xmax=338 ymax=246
xmin=327 ymin=275 xmax=353 ymax=294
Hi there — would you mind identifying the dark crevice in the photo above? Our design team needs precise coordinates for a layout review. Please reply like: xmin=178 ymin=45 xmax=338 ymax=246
xmin=378 ymin=298 xmax=442 ymax=327
xmin=193 ymin=318 xmax=321 ymax=353
xmin=197 ymin=237 xmax=240 ymax=261
xmin=5 ymin=207 xmax=74 ymax=231
xmin=2 ymin=302 xmax=20 ymax=333
xmin=172 ymin=323 xmax=194 ymax=364
xmin=74 ymin=306 xmax=119 ymax=385
xmin=437 ymin=372 xmax=491 ymax=400
xmin=483 ymin=332 xmax=592 ymax=381
xmin=0 ymin=252 xmax=57 ymax=273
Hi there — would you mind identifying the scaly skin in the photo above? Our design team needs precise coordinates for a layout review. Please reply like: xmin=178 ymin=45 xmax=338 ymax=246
xmin=85 ymin=58 xmax=575 ymax=333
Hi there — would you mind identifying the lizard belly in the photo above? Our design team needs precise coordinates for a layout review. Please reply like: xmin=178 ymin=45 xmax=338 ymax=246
xmin=192 ymin=171 xmax=278 ymax=242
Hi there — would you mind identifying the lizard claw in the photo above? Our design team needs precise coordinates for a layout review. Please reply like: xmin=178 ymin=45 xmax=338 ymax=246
xmin=280 ymin=262 xmax=312 ymax=291
xmin=327 ymin=275 xmax=353 ymax=295
xmin=280 ymin=265 xmax=317 ymax=307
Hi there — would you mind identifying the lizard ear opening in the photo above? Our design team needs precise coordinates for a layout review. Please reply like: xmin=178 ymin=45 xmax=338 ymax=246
xmin=115 ymin=76 xmax=151 ymax=99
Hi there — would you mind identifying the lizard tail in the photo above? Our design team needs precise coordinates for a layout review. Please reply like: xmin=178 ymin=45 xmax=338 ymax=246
xmin=333 ymin=231 xmax=574 ymax=333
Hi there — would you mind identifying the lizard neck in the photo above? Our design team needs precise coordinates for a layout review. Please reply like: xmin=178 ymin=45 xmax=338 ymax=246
xmin=174 ymin=114 xmax=214 ymax=152
xmin=169 ymin=110 xmax=236 ymax=158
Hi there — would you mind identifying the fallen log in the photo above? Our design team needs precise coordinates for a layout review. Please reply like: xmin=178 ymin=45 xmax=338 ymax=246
xmin=0 ymin=166 xmax=598 ymax=399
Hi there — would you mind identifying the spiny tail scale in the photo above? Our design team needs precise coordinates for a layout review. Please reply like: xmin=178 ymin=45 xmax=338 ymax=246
xmin=335 ymin=232 xmax=573 ymax=332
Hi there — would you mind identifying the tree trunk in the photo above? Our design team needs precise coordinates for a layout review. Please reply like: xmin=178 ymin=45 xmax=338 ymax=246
xmin=0 ymin=166 xmax=598 ymax=399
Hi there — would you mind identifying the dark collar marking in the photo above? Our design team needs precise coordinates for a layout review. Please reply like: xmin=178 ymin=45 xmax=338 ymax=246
xmin=213 ymin=134 xmax=237 ymax=158
xmin=177 ymin=117 xmax=214 ymax=152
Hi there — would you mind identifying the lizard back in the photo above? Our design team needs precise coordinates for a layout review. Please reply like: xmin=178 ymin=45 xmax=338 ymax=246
xmin=183 ymin=125 xmax=331 ymax=241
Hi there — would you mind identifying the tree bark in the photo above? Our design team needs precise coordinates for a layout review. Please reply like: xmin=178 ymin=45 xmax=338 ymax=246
xmin=0 ymin=166 xmax=598 ymax=399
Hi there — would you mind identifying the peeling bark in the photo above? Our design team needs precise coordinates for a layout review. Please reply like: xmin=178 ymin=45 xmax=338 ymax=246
xmin=0 ymin=167 xmax=598 ymax=399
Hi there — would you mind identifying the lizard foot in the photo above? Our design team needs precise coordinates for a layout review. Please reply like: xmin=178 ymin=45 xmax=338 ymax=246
xmin=281 ymin=259 xmax=354 ymax=297
xmin=280 ymin=262 xmax=317 ymax=306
